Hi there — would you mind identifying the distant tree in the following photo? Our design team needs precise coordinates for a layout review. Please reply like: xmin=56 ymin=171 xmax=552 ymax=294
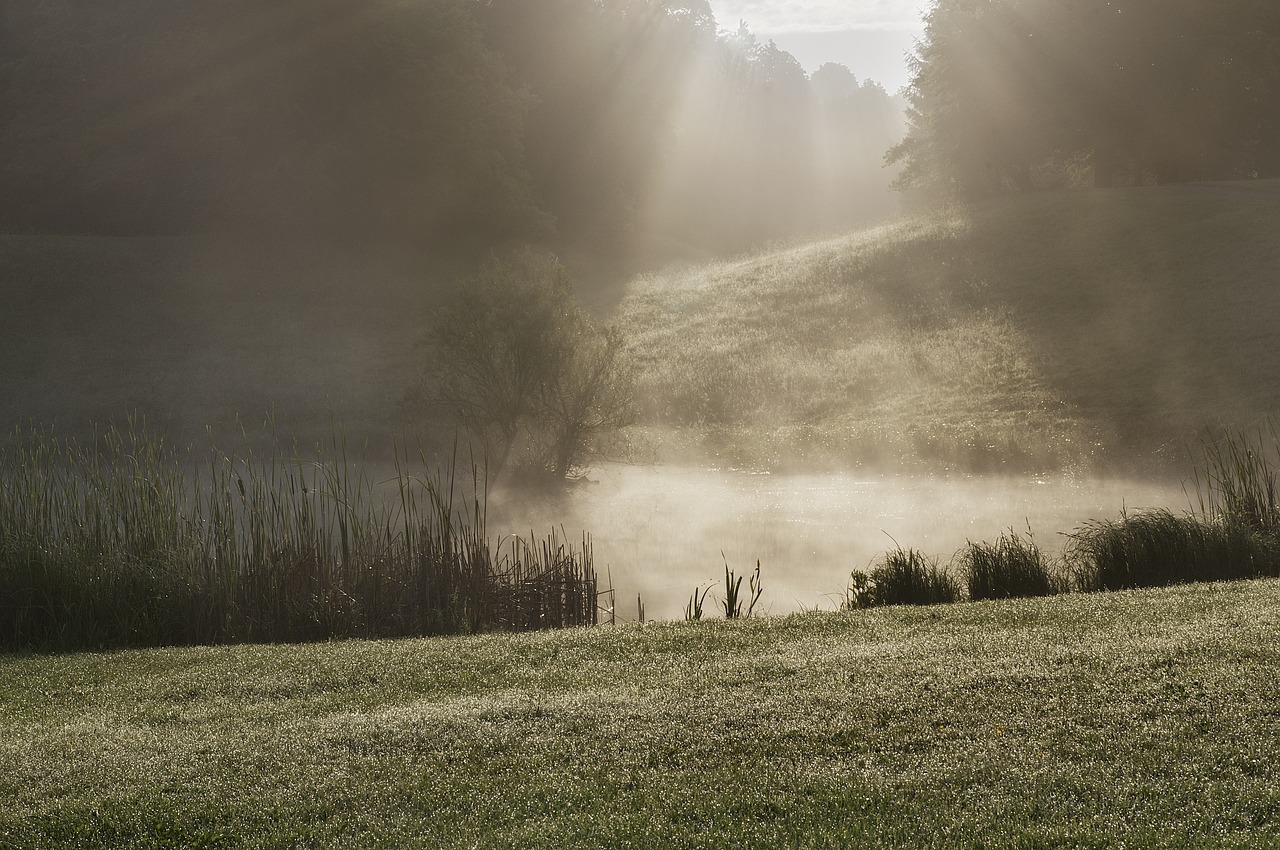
xmin=812 ymin=63 xmax=905 ymax=222
xmin=888 ymin=0 xmax=1078 ymax=195
xmin=475 ymin=3 xmax=904 ymax=261
xmin=639 ymin=21 xmax=903 ymax=254
xmin=474 ymin=0 xmax=713 ymax=257
xmin=0 ymin=0 xmax=910 ymax=262
xmin=810 ymin=63 xmax=859 ymax=102
xmin=419 ymin=251 xmax=633 ymax=482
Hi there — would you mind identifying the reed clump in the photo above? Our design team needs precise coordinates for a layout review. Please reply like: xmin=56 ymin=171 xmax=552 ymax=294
xmin=1194 ymin=419 xmax=1280 ymax=539
xmin=1067 ymin=508 xmax=1272 ymax=591
xmin=0 ymin=423 xmax=598 ymax=651
xmin=960 ymin=530 xmax=1058 ymax=600
xmin=1066 ymin=421 xmax=1280 ymax=592
xmin=722 ymin=558 xmax=762 ymax=619
xmin=846 ymin=548 xmax=959 ymax=608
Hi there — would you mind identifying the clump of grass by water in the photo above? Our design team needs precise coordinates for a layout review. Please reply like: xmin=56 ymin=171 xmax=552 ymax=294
xmin=1069 ymin=422 xmax=1280 ymax=593
xmin=960 ymin=529 xmax=1057 ymax=600
xmin=685 ymin=582 xmax=711 ymax=621
xmin=1067 ymin=508 xmax=1272 ymax=592
xmin=0 ymin=422 xmax=598 ymax=651
xmin=1193 ymin=419 xmax=1280 ymax=538
xmin=683 ymin=557 xmax=763 ymax=620
xmin=845 ymin=548 xmax=959 ymax=608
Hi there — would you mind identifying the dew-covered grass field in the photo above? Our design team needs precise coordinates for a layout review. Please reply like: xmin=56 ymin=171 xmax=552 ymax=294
xmin=3 ymin=579 xmax=1280 ymax=848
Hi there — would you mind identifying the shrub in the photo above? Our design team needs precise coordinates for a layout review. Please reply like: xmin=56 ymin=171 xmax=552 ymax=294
xmin=416 ymin=250 xmax=633 ymax=482
xmin=1068 ymin=508 xmax=1273 ymax=592
xmin=960 ymin=530 xmax=1057 ymax=600
xmin=846 ymin=548 xmax=958 ymax=608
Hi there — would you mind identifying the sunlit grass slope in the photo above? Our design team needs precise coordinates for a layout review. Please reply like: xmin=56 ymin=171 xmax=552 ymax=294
xmin=0 ymin=235 xmax=451 ymax=449
xmin=620 ymin=181 xmax=1280 ymax=472
xmin=3 ymin=580 xmax=1279 ymax=848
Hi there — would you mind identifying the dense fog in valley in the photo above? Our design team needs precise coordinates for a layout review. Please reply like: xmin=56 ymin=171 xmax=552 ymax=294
xmin=2 ymin=0 xmax=1279 ymax=627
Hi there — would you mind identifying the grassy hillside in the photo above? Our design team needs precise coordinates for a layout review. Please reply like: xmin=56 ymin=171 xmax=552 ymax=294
xmin=620 ymin=181 xmax=1280 ymax=473
xmin=3 ymin=579 xmax=1279 ymax=847
xmin=0 ymin=235 xmax=455 ymax=451
xmin=4 ymin=182 xmax=1276 ymax=469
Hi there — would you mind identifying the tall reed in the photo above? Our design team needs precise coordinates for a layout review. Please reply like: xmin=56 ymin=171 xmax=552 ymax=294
xmin=1068 ymin=508 xmax=1269 ymax=592
xmin=846 ymin=548 xmax=958 ymax=608
xmin=0 ymin=422 xmax=598 ymax=650
xmin=960 ymin=529 xmax=1057 ymax=600
xmin=1192 ymin=419 xmax=1280 ymax=537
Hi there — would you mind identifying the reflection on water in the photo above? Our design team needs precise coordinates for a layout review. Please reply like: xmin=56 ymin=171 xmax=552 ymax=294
xmin=488 ymin=464 xmax=1188 ymax=622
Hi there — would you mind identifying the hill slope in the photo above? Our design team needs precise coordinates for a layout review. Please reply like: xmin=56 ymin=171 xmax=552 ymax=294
xmin=3 ymin=183 xmax=1277 ymax=467
xmin=3 ymin=580 xmax=1279 ymax=847
xmin=619 ymin=181 xmax=1280 ymax=472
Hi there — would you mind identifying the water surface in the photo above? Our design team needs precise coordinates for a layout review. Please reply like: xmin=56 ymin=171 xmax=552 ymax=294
xmin=489 ymin=465 xmax=1188 ymax=621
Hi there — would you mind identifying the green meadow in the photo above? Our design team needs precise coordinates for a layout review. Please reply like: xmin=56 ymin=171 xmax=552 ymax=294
xmin=3 ymin=580 xmax=1279 ymax=848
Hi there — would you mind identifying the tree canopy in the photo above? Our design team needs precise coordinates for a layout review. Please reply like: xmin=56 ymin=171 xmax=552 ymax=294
xmin=0 ymin=0 xmax=547 ymax=244
xmin=417 ymin=250 xmax=632 ymax=481
xmin=0 ymin=0 xmax=906 ymax=262
xmin=890 ymin=0 xmax=1280 ymax=196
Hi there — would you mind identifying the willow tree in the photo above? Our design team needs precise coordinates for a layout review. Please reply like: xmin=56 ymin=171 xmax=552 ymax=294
xmin=421 ymin=251 xmax=633 ymax=482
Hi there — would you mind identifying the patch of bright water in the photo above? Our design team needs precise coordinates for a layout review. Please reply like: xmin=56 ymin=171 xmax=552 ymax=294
xmin=488 ymin=464 xmax=1188 ymax=622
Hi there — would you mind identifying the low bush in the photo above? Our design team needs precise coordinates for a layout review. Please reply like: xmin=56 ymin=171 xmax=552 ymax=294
xmin=1068 ymin=509 xmax=1274 ymax=592
xmin=846 ymin=548 xmax=959 ymax=608
xmin=960 ymin=530 xmax=1058 ymax=600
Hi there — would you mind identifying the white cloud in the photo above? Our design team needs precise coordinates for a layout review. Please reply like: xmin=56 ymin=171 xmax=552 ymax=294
xmin=708 ymin=0 xmax=927 ymax=33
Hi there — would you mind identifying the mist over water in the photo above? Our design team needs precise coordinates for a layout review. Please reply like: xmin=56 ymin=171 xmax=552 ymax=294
xmin=487 ymin=465 xmax=1187 ymax=621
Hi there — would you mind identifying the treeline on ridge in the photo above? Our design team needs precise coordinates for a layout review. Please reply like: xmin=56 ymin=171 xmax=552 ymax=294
xmin=0 ymin=0 xmax=905 ymax=262
xmin=892 ymin=0 xmax=1280 ymax=195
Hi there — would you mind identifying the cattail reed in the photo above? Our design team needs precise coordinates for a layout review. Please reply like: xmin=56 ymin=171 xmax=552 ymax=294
xmin=0 ymin=422 xmax=598 ymax=650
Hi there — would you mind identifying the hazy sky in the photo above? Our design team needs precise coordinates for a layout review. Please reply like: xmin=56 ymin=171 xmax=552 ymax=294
xmin=709 ymin=0 xmax=927 ymax=92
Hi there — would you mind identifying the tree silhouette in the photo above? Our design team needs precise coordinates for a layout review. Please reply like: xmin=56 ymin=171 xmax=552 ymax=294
xmin=890 ymin=0 xmax=1280 ymax=197
xmin=420 ymin=252 xmax=632 ymax=482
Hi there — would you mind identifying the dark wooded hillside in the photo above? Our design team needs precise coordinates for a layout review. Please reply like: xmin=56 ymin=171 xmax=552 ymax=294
xmin=891 ymin=0 xmax=1280 ymax=196
xmin=0 ymin=1 xmax=906 ymax=265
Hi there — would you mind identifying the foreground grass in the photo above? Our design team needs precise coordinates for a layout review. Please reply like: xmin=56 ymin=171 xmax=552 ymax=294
xmin=3 ymin=580 xmax=1280 ymax=848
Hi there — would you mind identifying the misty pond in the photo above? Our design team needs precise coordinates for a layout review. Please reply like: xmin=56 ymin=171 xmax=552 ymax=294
xmin=488 ymin=465 xmax=1186 ymax=621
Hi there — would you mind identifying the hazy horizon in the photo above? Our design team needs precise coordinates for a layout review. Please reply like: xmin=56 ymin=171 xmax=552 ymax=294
xmin=708 ymin=0 xmax=926 ymax=91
